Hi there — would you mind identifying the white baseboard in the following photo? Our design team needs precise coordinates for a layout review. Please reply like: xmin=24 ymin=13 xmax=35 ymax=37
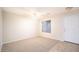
xmin=3 ymin=36 xmax=37 ymax=44
xmin=39 ymin=35 xmax=64 ymax=42
xmin=3 ymin=35 xmax=64 ymax=45
xmin=3 ymin=38 xmax=25 ymax=44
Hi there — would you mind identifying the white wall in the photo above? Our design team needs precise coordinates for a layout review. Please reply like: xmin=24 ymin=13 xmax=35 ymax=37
xmin=3 ymin=11 xmax=38 ymax=44
xmin=0 ymin=8 xmax=2 ymax=51
xmin=39 ymin=14 xmax=64 ymax=41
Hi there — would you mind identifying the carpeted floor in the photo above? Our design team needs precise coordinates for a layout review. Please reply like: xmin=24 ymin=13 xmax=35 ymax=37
xmin=2 ymin=37 xmax=79 ymax=52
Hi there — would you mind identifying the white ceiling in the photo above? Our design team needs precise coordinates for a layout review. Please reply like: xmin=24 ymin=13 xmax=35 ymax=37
xmin=2 ymin=7 xmax=79 ymax=16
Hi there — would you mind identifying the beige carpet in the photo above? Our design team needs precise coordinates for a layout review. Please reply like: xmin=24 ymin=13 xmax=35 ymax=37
xmin=49 ymin=41 xmax=79 ymax=52
xmin=2 ymin=37 xmax=79 ymax=52
xmin=2 ymin=37 xmax=58 ymax=52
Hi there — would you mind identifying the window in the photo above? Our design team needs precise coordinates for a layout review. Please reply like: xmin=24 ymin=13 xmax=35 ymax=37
xmin=42 ymin=20 xmax=51 ymax=33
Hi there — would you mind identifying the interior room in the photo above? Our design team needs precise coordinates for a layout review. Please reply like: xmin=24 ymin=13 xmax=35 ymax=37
xmin=0 ymin=7 xmax=79 ymax=52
